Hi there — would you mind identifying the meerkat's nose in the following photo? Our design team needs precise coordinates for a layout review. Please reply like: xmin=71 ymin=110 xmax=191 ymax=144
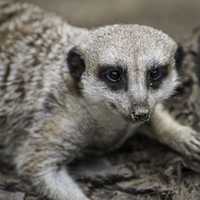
xmin=131 ymin=108 xmax=150 ymax=122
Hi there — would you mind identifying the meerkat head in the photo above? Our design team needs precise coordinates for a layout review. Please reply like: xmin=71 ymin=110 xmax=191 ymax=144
xmin=67 ymin=24 xmax=179 ymax=123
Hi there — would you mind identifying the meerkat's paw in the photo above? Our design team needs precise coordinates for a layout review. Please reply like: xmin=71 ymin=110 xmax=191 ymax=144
xmin=173 ymin=127 xmax=200 ymax=161
xmin=178 ymin=128 xmax=200 ymax=173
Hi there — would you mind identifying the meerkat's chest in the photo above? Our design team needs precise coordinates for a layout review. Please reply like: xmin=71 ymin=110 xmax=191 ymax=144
xmin=88 ymin=105 xmax=139 ymax=151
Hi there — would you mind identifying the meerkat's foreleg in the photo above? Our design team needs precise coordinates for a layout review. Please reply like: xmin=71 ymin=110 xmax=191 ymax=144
xmin=40 ymin=166 xmax=89 ymax=200
xmin=149 ymin=104 xmax=200 ymax=160
xmin=13 ymin=119 xmax=90 ymax=200
xmin=15 ymin=148 xmax=89 ymax=200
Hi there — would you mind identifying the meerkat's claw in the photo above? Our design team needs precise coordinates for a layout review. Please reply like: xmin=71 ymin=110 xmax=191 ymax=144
xmin=173 ymin=128 xmax=200 ymax=161
xmin=181 ymin=131 xmax=200 ymax=173
xmin=184 ymin=130 xmax=200 ymax=159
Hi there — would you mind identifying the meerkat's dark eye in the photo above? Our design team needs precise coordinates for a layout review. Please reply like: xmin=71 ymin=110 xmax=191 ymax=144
xmin=148 ymin=65 xmax=169 ymax=89
xmin=105 ymin=69 xmax=122 ymax=83
xmin=149 ymin=67 xmax=162 ymax=82
xmin=98 ymin=66 xmax=127 ymax=91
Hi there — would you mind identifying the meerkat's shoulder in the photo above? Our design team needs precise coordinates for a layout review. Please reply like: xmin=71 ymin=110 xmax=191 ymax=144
xmin=0 ymin=1 xmax=88 ymax=47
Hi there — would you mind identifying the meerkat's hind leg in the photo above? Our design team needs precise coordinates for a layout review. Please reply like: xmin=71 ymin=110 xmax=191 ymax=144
xmin=147 ymin=104 xmax=200 ymax=163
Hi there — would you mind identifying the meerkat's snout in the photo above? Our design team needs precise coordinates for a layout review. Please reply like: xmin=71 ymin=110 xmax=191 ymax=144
xmin=131 ymin=106 xmax=150 ymax=122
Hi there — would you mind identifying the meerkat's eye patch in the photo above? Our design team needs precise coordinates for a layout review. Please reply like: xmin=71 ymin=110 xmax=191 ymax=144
xmin=98 ymin=66 xmax=127 ymax=91
xmin=67 ymin=47 xmax=85 ymax=81
xmin=147 ymin=65 xmax=169 ymax=89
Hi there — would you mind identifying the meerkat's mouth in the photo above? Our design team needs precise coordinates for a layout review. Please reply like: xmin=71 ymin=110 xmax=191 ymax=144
xmin=130 ymin=112 xmax=150 ymax=122
xmin=108 ymin=102 xmax=151 ymax=124
xmin=108 ymin=102 xmax=142 ymax=123
xmin=122 ymin=109 xmax=151 ymax=124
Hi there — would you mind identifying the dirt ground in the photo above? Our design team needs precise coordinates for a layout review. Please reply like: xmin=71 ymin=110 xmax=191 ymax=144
xmin=18 ymin=0 xmax=200 ymax=41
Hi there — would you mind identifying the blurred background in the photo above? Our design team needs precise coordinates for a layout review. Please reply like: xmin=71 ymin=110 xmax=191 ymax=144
xmin=18 ymin=0 xmax=200 ymax=41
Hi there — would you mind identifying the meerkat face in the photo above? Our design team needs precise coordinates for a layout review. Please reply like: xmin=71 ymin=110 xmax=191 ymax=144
xmin=67 ymin=25 xmax=179 ymax=123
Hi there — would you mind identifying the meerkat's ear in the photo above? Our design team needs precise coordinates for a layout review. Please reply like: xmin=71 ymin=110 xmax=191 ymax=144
xmin=174 ymin=44 xmax=185 ymax=71
xmin=67 ymin=47 xmax=86 ymax=81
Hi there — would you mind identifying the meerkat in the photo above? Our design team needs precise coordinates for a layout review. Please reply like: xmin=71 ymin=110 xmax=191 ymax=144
xmin=0 ymin=1 xmax=200 ymax=200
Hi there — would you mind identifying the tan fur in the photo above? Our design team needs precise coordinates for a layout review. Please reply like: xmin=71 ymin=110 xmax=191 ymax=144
xmin=0 ymin=2 xmax=200 ymax=200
